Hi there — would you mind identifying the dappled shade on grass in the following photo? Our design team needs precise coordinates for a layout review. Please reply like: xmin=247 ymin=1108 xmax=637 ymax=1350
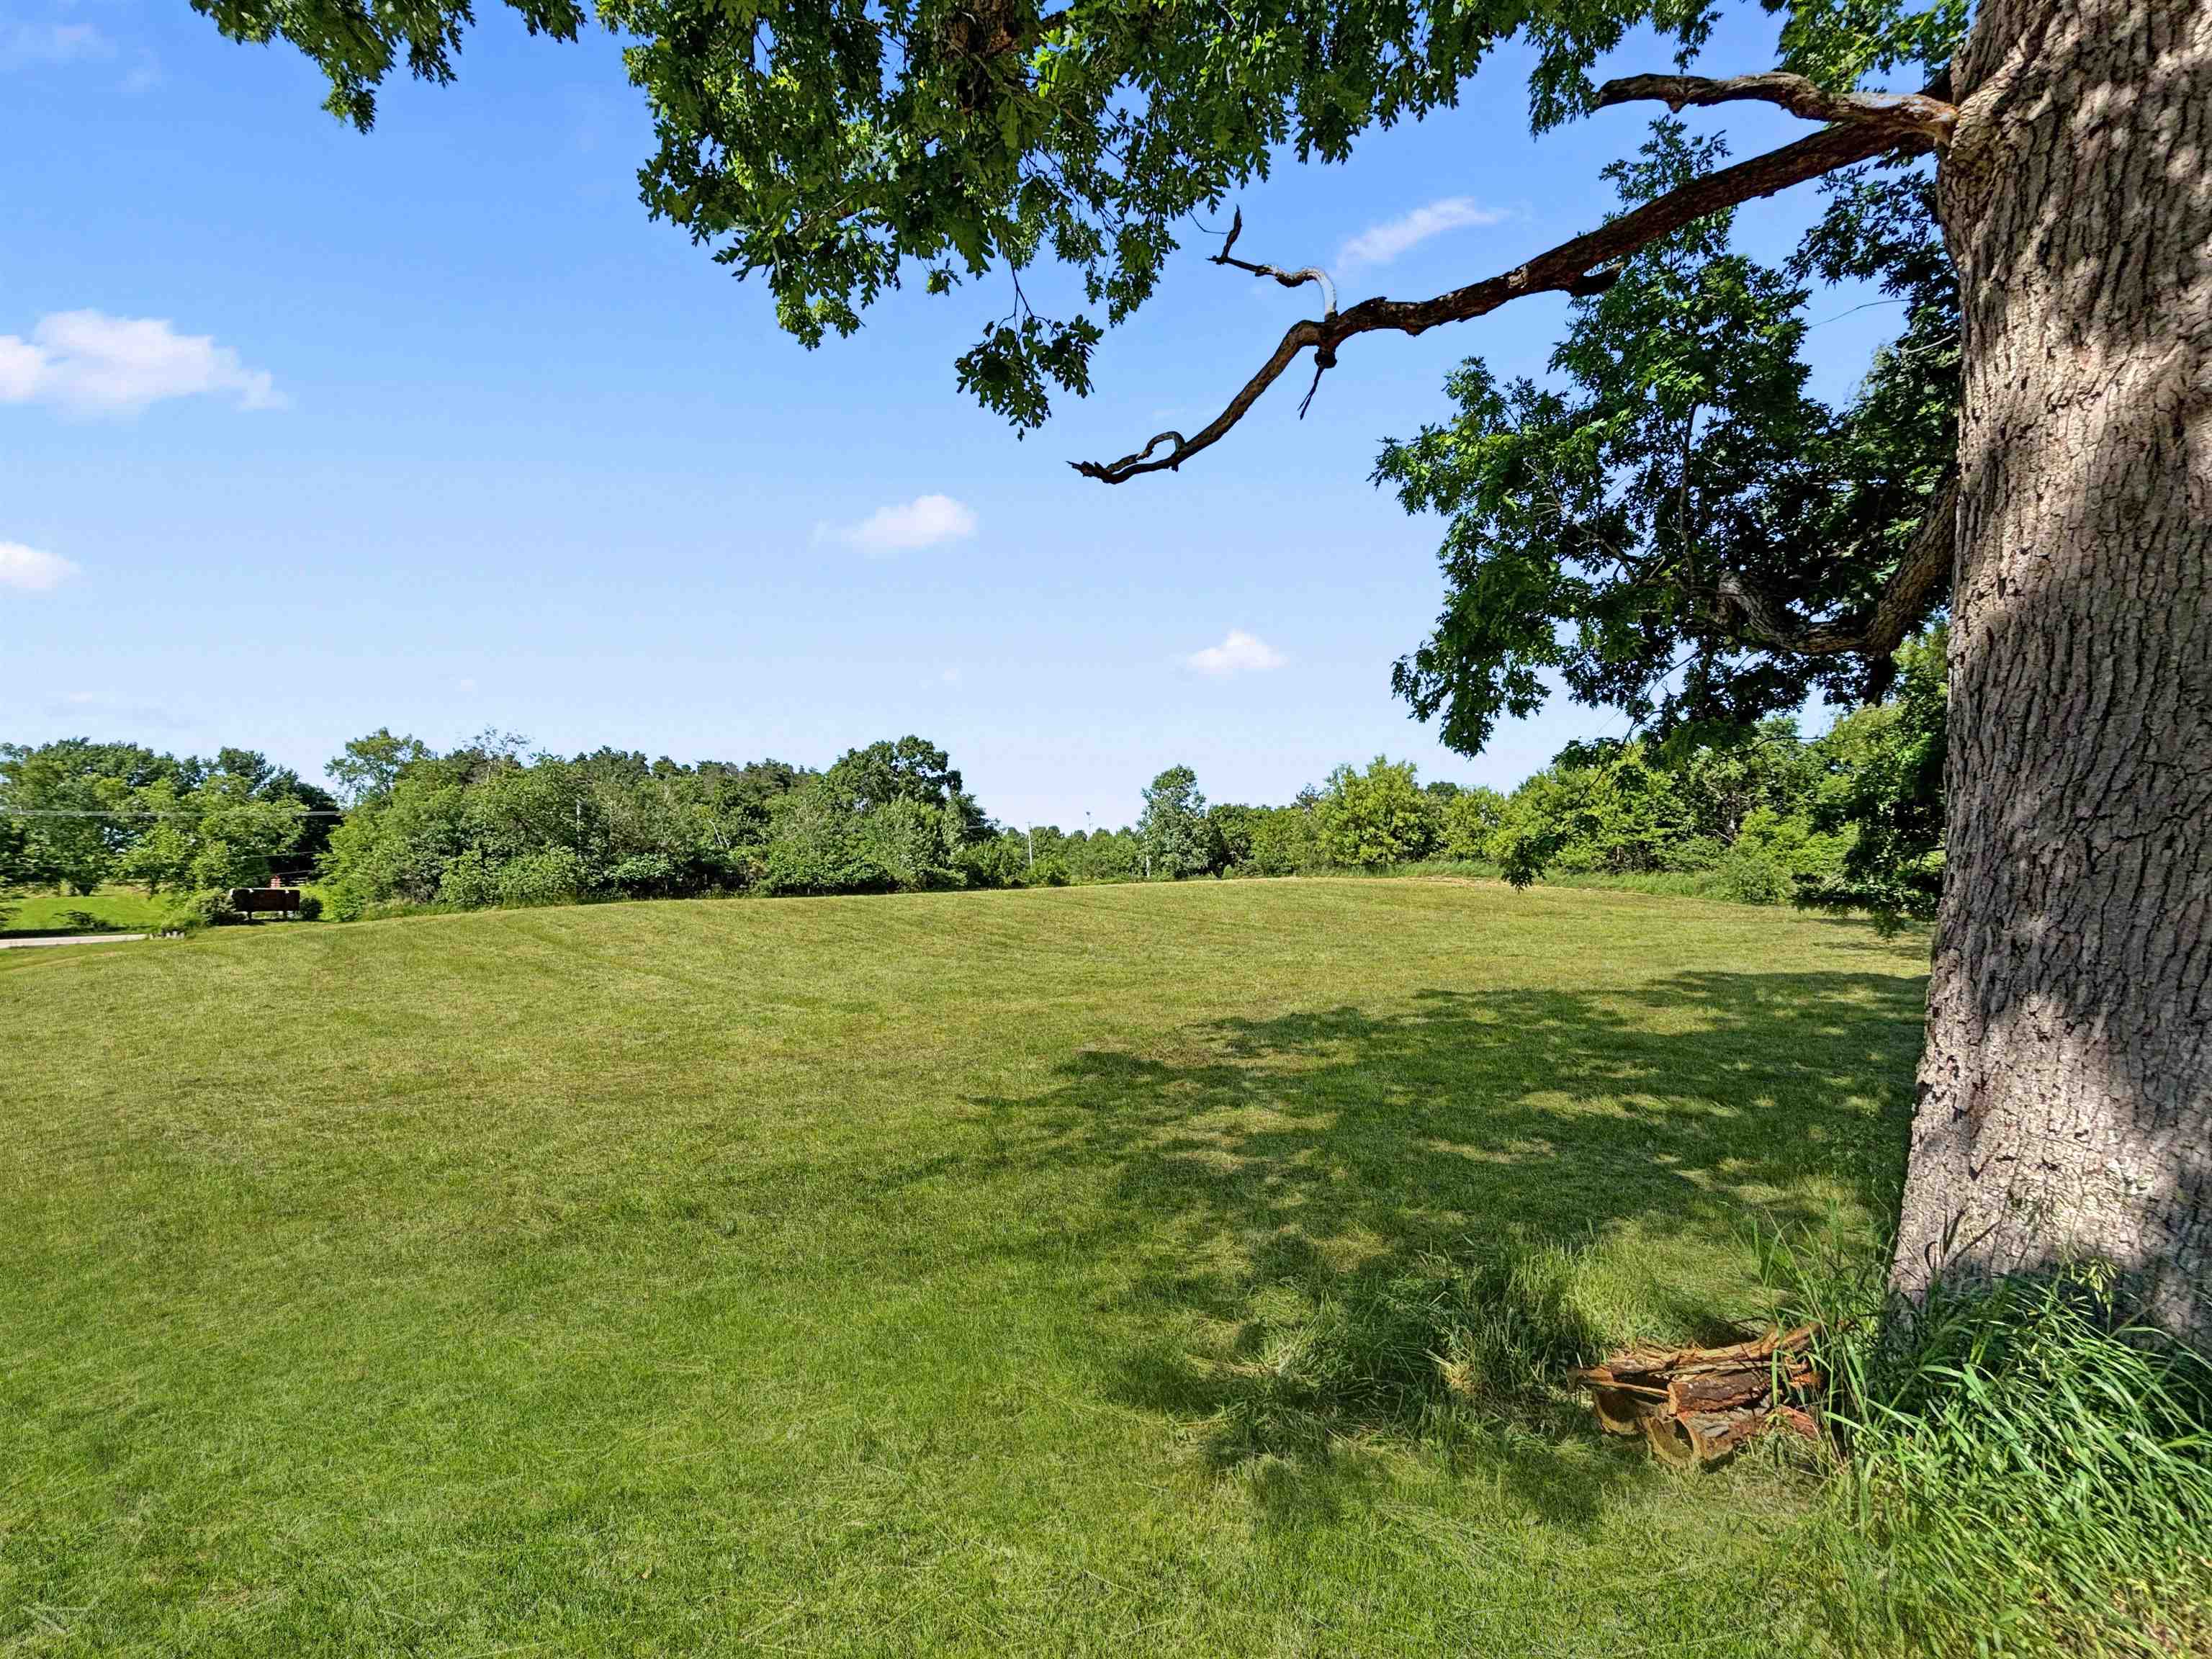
xmin=968 ymin=971 xmax=1920 ymax=1465
xmin=0 ymin=880 xmax=1925 ymax=1655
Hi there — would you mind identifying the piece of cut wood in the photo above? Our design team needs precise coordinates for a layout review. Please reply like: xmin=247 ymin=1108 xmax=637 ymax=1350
xmin=1576 ymin=1324 xmax=1825 ymax=1466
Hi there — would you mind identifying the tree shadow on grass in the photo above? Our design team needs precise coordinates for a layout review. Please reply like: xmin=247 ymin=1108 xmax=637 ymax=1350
xmin=966 ymin=970 xmax=1926 ymax=1523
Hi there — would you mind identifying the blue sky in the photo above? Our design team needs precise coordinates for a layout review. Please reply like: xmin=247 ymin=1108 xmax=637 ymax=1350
xmin=1 ymin=1 xmax=1905 ymax=829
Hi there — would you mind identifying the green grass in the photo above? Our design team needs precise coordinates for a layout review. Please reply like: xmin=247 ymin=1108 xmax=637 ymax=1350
xmin=1769 ymin=1241 xmax=2212 ymax=1655
xmin=0 ymin=878 xmax=1930 ymax=1655
xmin=1 ymin=884 xmax=168 ymax=935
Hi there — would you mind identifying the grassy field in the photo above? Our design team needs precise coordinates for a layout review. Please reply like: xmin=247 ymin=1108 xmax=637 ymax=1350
xmin=0 ymin=885 xmax=169 ymax=936
xmin=0 ymin=879 xmax=1928 ymax=1655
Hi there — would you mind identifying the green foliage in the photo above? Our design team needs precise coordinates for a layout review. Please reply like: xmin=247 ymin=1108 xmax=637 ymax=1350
xmin=1242 ymin=802 xmax=1321 ymax=876
xmin=1 ymin=740 xmax=315 ymax=898
xmin=1471 ymin=656 xmax=1937 ymax=919
xmin=198 ymin=0 xmax=1972 ymax=878
xmin=1377 ymin=120 xmax=1959 ymax=755
xmin=325 ymin=727 xmax=433 ymax=807
xmin=213 ymin=0 xmax=1959 ymax=434
xmin=1136 ymin=765 xmax=1216 ymax=879
xmin=116 ymin=771 xmax=308 ymax=894
xmin=324 ymin=734 xmax=832 ymax=911
xmin=1767 ymin=1236 xmax=2212 ymax=1655
xmin=153 ymin=887 xmax=241 ymax=934
xmin=755 ymin=739 xmax=986 ymax=896
xmin=1434 ymin=786 xmax=1506 ymax=861
xmin=1794 ymin=627 xmax=1946 ymax=929
xmin=1315 ymin=756 xmax=1437 ymax=870
xmin=187 ymin=0 xmax=587 ymax=129
xmin=12 ymin=668 xmax=1944 ymax=924
xmin=0 ymin=739 xmax=169 ymax=894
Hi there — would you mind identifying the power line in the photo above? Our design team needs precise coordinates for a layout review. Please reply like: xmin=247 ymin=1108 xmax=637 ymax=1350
xmin=0 ymin=807 xmax=348 ymax=818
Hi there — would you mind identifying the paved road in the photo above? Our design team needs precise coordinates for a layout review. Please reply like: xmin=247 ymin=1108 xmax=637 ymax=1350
xmin=0 ymin=932 xmax=148 ymax=950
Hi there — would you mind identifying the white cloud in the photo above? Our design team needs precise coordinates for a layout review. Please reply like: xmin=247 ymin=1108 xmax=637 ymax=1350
xmin=3 ymin=21 xmax=113 ymax=68
xmin=1339 ymin=197 xmax=1510 ymax=271
xmin=0 ymin=310 xmax=284 ymax=417
xmin=0 ymin=541 xmax=81 ymax=593
xmin=1186 ymin=629 xmax=1287 ymax=678
xmin=819 ymin=493 xmax=978 ymax=555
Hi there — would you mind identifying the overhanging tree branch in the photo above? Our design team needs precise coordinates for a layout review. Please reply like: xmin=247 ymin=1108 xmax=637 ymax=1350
xmin=1594 ymin=72 xmax=1958 ymax=149
xmin=1709 ymin=476 xmax=1957 ymax=657
xmin=1074 ymin=118 xmax=1938 ymax=484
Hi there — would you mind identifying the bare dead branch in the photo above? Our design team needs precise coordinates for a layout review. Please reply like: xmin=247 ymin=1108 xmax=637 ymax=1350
xmin=1596 ymin=71 xmax=1959 ymax=148
xmin=1074 ymin=120 xmax=1933 ymax=484
xmin=1711 ymin=477 xmax=1957 ymax=657
xmin=1210 ymin=207 xmax=1339 ymax=317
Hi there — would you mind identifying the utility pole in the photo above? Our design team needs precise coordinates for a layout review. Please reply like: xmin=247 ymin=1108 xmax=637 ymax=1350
xmin=1025 ymin=824 xmax=1034 ymax=869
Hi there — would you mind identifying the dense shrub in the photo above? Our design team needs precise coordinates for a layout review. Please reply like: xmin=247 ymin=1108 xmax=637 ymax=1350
xmin=494 ymin=847 xmax=588 ymax=907
xmin=154 ymin=888 xmax=240 ymax=933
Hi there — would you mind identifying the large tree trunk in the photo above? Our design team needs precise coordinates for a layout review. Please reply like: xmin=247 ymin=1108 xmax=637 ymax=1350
xmin=1894 ymin=0 xmax=2212 ymax=1341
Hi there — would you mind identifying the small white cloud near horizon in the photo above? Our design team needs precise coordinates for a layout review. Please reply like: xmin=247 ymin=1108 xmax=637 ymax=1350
xmin=0 ymin=310 xmax=284 ymax=418
xmin=1339 ymin=197 xmax=1510 ymax=271
xmin=1186 ymin=629 xmax=1287 ymax=678
xmin=817 ymin=493 xmax=979 ymax=555
xmin=0 ymin=541 xmax=80 ymax=593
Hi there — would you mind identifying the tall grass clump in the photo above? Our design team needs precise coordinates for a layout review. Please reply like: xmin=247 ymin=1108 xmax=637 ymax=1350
xmin=1202 ymin=1243 xmax=1612 ymax=1464
xmin=1766 ymin=1232 xmax=2212 ymax=1655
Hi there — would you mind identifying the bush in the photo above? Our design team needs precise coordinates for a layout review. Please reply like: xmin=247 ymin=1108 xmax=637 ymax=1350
xmin=1713 ymin=842 xmax=1790 ymax=904
xmin=757 ymin=837 xmax=892 ymax=897
xmin=436 ymin=848 xmax=500 ymax=909
xmin=295 ymin=893 xmax=323 ymax=921
xmin=608 ymin=853 xmax=679 ymax=898
xmin=494 ymin=846 xmax=587 ymax=908
xmin=155 ymin=888 xmax=238 ymax=933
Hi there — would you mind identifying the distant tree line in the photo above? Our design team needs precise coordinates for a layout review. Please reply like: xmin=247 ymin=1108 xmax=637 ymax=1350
xmin=0 ymin=740 xmax=337 ymax=897
xmin=1 ymin=635 xmax=1943 ymax=927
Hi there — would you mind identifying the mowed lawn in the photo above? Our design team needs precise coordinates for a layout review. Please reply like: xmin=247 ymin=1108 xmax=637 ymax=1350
xmin=0 ymin=880 xmax=1928 ymax=1656
xmin=1 ymin=886 xmax=168 ymax=936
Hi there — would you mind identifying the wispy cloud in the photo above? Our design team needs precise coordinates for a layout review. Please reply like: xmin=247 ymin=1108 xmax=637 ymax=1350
xmin=1339 ymin=197 xmax=1510 ymax=271
xmin=1186 ymin=629 xmax=1287 ymax=678
xmin=818 ymin=493 xmax=979 ymax=555
xmin=2 ymin=20 xmax=114 ymax=69
xmin=41 ymin=688 xmax=184 ymax=729
xmin=0 ymin=311 xmax=284 ymax=418
xmin=0 ymin=541 xmax=81 ymax=593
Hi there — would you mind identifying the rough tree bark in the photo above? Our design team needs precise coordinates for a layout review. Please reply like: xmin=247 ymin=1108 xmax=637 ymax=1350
xmin=1894 ymin=0 xmax=2212 ymax=1341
